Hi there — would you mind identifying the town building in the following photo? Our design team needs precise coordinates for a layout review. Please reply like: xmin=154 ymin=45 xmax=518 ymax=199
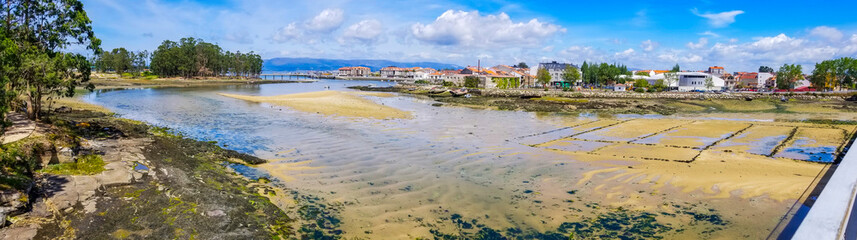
xmin=379 ymin=66 xmax=408 ymax=78
xmin=707 ymin=66 xmax=725 ymax=77
xmin=676 ymin=72 xmax=725 ymax=91
xmin=337 ymin=66 xmax=370 ymax=77
xmin=538 ymin=61 xmax=580 ymax=85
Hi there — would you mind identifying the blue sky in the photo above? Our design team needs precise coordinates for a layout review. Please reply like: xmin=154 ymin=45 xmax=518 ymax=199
xmin=81 ymin=0 xmax=857 ymax=72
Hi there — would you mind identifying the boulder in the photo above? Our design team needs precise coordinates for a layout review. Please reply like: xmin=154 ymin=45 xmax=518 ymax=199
xmin=57 ymin=147 xmax=74 ymax=164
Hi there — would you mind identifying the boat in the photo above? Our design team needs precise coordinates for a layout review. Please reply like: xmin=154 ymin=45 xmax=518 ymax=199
xmin=429 ymin=88 xmax=448 ymax=94
xmin=450 ymin=88 xmax=469 ymax=97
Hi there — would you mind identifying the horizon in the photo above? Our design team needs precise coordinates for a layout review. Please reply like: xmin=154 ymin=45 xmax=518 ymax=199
xmin=80 ymin=0 xmax=857 ymax=72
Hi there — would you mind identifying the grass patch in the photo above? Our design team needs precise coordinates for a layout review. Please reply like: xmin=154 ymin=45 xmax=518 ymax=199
xmin=40 ymin=154 xmax=107 ymax=175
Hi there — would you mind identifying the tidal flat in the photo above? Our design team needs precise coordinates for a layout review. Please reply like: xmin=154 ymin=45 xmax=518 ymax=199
xmin=80 ymin=80 xmax=857 ymax=239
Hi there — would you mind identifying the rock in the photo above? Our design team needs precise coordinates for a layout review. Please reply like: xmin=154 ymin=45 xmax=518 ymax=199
xmin=846 ymin=95 xmax=857 ymax=102
xmin=57 ymin=147 xmax=74 ymax=164
xmin=55 ymin=106 xmax=72 ymax=113
xmin=206 ymin=209 xmax=226 ymax=217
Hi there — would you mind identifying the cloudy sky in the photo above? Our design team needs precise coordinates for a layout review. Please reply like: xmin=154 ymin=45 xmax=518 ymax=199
xmin=82 ymin=0 xmax=857 ymax=72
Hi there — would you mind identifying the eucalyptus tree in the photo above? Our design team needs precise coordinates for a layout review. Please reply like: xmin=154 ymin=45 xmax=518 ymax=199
xmin=1 ymin=0 xmax=101 ymax=120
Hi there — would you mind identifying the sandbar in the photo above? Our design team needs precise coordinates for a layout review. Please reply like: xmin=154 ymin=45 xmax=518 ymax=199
xmin=219 ymin=91 xmax=410 ymax=119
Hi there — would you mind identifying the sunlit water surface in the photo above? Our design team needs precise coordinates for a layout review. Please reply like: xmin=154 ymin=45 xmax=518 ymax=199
xmin=82 ymin=80 xmax=847 ymax=239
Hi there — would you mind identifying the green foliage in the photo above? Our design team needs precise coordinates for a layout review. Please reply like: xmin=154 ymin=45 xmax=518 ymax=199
xmin=634 ymin=79 xmax=649 ymax=89
xmin=95 ymin=48 xmax=148 ymax=76
xmin=40 ymin=154 xmax=106 ymax=175
xmin=150 ymin=38 xmax=263 ymax=78
xmin=464 ymin=76 xmax=480 ymax=88
xmin=493 ymin=77 xmax=519 ymax=89
xmin=776 ymin=64 xmax=803 ymax=90
xmin=414 ymin=80 xmax=429 ymax=84
xmin=759 ymin=66 xmax=774 ymax=73
xmin=0 ymin=0 xmax=101 ymax=120
xmin=442 ymin=81 xmax=454 ymax=87
xmin=671 ymin=64 xmax=680 ymax=72
xmin=562 ymin=65 xmax=581 ymax=83
xmin=580 ymin=61 xmax=630 ymax=86
xmin=514 ymin=62 xmax=529 ymax=69
xmin=653 ymin=80 xmax=667 ymax=91
xmin=811 ymin=57 xmax=857 ymax=91
xmin=635 ymin=71 xmax=650 ymax=77
xmin=536 ymin=68 xmax=551 ymax=88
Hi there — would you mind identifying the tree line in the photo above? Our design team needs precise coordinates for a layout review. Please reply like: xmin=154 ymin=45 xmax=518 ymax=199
xmin=94 ymin=48 xmax=148 ymax=75
xmin=1 ymin=0 xmax=100 ymax=120
xmin=94 ymin=38 xmax=263 ymax=78
xmin=810 ymin=57 xmax=857 ymax=91
xmin=579 ymin=62 xmax=632 ymax=85
xmin=148 ymin=38 xmax=263 ymax=78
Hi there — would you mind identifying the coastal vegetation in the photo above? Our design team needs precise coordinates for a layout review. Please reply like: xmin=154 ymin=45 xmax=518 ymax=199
xmin=0 ymin=0 xmax=101 ymax=120
xmin=810 ymin=57 xmax=857 ymax=91
xmin=580 ymin=62 xmax=632 ymax=85
xmin=149 ymin=38 xmax=263 ymax=78
xmin=776 ymin=64 xmax=804 ymax=90
xmin=93 ymin=48 xmax=149 ymax=76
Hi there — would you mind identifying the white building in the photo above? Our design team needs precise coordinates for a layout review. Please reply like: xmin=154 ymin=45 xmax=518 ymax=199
xmin=676 ymin=72 xmax=725 ymax=91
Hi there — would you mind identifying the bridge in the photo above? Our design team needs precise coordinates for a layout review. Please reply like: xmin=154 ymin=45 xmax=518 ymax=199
xmin=259 ymin=73 xmax=334 ymax=80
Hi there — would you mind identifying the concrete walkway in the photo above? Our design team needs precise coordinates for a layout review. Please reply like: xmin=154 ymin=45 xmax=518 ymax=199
xmin=1 ymin=113 xmax=35 ymax=144
xmin=793 ymin=142 xmax=857 ymax=239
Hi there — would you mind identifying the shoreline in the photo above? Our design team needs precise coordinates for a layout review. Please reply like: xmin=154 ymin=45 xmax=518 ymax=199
xmin=87 ymin=77 xmax=314 ymax=90
xmin=0 ymin=101 xmax=342 ymax=239
xmin=350 ymin=85 xmax=857 ymax=116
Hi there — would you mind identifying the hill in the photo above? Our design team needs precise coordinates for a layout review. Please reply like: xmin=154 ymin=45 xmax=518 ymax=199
xmin=263 ymin=57 xmax=463 ymax=72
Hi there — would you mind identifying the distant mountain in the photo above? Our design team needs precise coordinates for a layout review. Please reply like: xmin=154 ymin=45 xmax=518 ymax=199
xmin=263 ymin=57 xmax=463 ymax=72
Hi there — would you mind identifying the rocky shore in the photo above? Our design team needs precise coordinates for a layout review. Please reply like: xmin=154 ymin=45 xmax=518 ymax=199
xmin=0 ymin=106 xmax=339 ymax=239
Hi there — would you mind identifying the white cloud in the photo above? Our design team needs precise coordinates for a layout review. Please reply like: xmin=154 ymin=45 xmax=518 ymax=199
xmin=686 ymin=38 xmax=708 ymax=49
xmin=340 ymin=19 xmax=384 ymax=44
xmin=700 ymin=31 xmax=720 ymax=38
xmin=305 ymin=8 xmax=344 ymax=33
xmin=749 ymin=34 xmax=803 ymax=52
xmin=542 ymin=45 xmax=555 ymax=52
xmin=640 ymin=40 xmax=658 ymax=51
xmin=411 ymin=10 xmax=564 ymax=47
xmin=845 ymin=34 xmax=857 ymax=54
xmin=692 ymin=9 xmax=744 ymax=28
xmin=272 ymin=23 xmax=301 ymax=43
xmin=558 ymin=46 xmax=607 ymax=63
xmin=615 ymin=48 xmax=635 ymax=58
xmin=810 ymin=26 xmax=843 ymax=42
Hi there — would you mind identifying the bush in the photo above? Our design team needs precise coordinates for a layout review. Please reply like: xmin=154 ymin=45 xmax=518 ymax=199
xmin=414 ymin=80 xmax=429 ymax=84
xmin=634 ymin=88 xmax=645 ymax=93
xmin=120 ymin=72 xmax=134 ymax=78
xmin=442 ymin=81 xmax=454 ymax=87
xmin=464 ymin=76 xmax=480 ymax=88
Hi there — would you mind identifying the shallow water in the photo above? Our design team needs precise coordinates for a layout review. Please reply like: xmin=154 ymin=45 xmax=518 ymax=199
xmin=83 ymin=80 xmax=853 ymax=239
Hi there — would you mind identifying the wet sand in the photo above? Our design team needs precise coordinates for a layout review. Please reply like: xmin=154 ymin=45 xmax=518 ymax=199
xmin=219 ymin=91 xmax=411 ymax=119
xmin=83 ymin=82 xmax=857 ymax=239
